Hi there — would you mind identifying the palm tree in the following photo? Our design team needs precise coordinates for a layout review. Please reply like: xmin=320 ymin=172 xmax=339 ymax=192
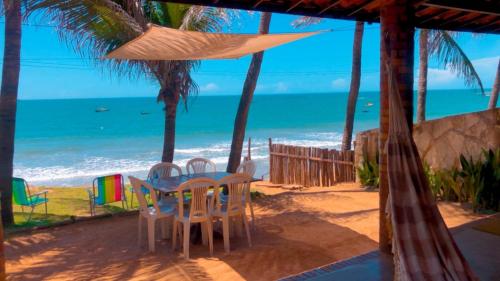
xmin=28 ymin=0 xmax=232 ymax=163
xmin=0 ymin=0 xmax=22 ymax=226
xmin=341 ymin=21 xmax=364 ymax=151
xmin=293 ymin=19 xmax=364 ymax=151
xmin=488 ymin=59 xmax=499 ymax=109
xmin=226 ymin=12 xmax=271 ymax=173
xmin=417 ymin=30 xmax=484 ymax=123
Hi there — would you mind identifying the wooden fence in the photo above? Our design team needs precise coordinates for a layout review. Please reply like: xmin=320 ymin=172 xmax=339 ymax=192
xmin=268 ymin=139 xmax=355 ymax=187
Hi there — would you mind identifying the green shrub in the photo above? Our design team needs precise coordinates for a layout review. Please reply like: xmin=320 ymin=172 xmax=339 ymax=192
xmin=459 ymin=149 xmax=500 ymax=212
xmin=357 ymin=159 xmax=379 ymax=187
xmin=425 ymin=148 xmax=500 ymax=213
xmin=425 ymin=164 xmax=460 ymax=201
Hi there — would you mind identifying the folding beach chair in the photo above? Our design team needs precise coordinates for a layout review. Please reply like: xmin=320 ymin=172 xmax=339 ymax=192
xmin=88 ymin=174 xmax=128 ymax=216
xmin=12 ymin=177 xmax=48 ymax=221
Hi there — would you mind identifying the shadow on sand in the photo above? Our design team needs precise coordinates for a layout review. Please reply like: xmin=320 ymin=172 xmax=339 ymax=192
xmin=6 ymin=191 xmax=379 ymax=281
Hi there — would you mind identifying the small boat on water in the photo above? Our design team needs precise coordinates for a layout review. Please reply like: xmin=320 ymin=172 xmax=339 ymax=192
xmin=366 ymin=102 xmax=374 ymax=107
xmin=95 ymin=107 xmax=109 ymax=112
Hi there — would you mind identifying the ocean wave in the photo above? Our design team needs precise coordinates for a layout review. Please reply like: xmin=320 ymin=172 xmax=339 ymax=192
xmin=15 ymin=132 xmax=343 ymax=186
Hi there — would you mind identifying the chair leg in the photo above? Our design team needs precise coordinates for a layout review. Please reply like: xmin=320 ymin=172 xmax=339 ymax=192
xmin=147 ymin=219 xmax=156 ymax=253
xmin=207 ymin=220 xmax=214 ymax=256
xmin=242 ymin=212 xmax=252 ymax=248
xmin=248 ymin=197 xmax=256 ymax=230
xmin=27 ymin=207 xmax=35 ymax=222
xmin=183 ymin=222 xmax=191 ymax=260
xmin=172 ymin=220 xmax=178 ymax=251
xmin=138 ymin=215 xmax=143 ymax=247
xmin=222 ymin=216 xmax=230 ymax=254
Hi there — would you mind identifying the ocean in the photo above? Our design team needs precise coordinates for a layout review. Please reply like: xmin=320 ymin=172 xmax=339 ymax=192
xmin=14 ymin=89 xmax=490 ymax=186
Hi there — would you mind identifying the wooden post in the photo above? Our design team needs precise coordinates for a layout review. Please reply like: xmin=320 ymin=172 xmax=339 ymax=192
xmin=268 ymin=138 xmax=272 ymax=182
xmin=379 ymin=0 xmax=415 ymax=254
xmin=247 ymin=137 xmax=252 ymax=160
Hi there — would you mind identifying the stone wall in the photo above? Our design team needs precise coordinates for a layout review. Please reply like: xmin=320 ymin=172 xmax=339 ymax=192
xmin=354 ymin=108 xmax=500 ymax=170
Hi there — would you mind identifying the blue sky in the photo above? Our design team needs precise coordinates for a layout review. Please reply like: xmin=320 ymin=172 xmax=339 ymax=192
xmin=1 ymin=11 xmax=499 ymax=100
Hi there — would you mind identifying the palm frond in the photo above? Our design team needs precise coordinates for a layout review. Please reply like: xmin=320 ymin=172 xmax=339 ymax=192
xmin=26 ymin=0 xmax=149 ymax=79
xmin=26 ymin=0 xmax=232 ymax=107
xmin=429 ymin=30 xmax=485 ymax=94
xmin=181 ymin=5 xmax=238 ymax=32
xmin=291 ymin=16 xmax=322 ymax=28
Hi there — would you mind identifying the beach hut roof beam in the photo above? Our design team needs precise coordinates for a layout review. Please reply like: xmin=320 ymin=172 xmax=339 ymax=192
xmin=158 ymin=0 xmax=500 ymax=34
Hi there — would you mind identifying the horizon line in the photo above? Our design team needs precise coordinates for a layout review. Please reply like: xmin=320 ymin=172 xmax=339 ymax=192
xmin=18 ymin=88 xmax=489 ymax=101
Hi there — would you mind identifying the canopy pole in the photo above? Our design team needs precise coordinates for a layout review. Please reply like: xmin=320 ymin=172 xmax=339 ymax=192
xmin=379 ymin=0 xmax=415 ymax=254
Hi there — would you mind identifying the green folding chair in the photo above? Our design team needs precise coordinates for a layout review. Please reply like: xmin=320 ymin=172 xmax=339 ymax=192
xmin=12 ymin=177 xmax=48 ymax=221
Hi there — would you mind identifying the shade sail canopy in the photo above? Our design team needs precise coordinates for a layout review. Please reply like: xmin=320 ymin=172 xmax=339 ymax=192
xmin=106 ymin=24 xmax=322 ymax=60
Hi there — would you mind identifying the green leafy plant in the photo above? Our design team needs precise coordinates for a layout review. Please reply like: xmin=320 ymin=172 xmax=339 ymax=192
xmin=425 ymin=163 xmax=460 ymax=201
xmin=474 ymin=149 xmax=500 ymax=211
xmin=427 ymin=148 xmax=500 ymax=213
xmin=357 ymin=160 xmax=379 ymax=187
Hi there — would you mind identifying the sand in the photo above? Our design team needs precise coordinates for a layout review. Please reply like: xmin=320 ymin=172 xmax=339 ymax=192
xmin=5 ymin=182 xmax=484 ymax=281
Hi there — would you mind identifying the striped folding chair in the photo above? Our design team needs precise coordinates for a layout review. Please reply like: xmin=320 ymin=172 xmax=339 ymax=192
xmin=88 ymin=174 xmax=128 ymax=216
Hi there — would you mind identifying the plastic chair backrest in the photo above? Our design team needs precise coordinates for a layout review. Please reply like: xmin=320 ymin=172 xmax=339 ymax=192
xmin=93 ymin=174 xmax=124 ymax=205
xmin=237 ymin=160 xmax=257 ymax=177
xmin=186 ymin=158 xmax=216 ymax=175
xmin=177 ymin=178 xmax=218 ymax=220
xmin=12 ymin=177 xmax=30 ymax=206
xmin=129 ymin=176 xmax=160 ymax=215
xmin=217 ymin=174 xmax=251 ymax=214
xmin=147 ymin=162 xmax=182 ymax=181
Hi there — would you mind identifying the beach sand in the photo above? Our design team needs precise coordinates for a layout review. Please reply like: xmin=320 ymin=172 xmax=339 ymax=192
xmin=5 ymin=182 xmax=484 ymax=281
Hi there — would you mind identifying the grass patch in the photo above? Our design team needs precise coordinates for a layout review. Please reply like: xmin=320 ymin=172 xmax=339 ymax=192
xmin=8 ymin=186 xmax=264 ymax=231
xmin=10 ymin=186 xmax=138 ymax=230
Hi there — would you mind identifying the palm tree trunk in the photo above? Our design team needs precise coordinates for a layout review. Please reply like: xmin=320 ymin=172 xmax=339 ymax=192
xmin=227 ymin=12 xmax=272 ymax=173
xmin=341 ymin=21 xmax=364 ymax=151
xmin=417 ymin=29 xmax=429 ymax=123
xmin=0 ymin=0 xmax=21 ymax=226
xmin=161 ymin=90 xmax=178 ymax=163
xmin=488 ymin=59 xmax=499 ymax=109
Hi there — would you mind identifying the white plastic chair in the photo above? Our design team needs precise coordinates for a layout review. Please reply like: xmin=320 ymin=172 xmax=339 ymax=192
xmin=237 ymin=160 xmax=257 ymax=228
xmin=237 ymin=160 xmax=256 ymax=177
xmin=130 ymin=162 xmax=182 ymax=207
xmin=148 ymin=162 xmax=182 ymax=180
xmin=213 ymin=174 xmax=252 ymax=253
xmin=129 ymin=176 xmax=175 ymax=253
xmin=172 ymin=178 xmax=218 ymax=259
xmin=186 ymin=158 xmax=216 ymax=175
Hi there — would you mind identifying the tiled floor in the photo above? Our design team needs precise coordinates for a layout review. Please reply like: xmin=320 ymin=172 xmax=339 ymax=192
xmin=281 ymin=216 xmax=500 ymax=281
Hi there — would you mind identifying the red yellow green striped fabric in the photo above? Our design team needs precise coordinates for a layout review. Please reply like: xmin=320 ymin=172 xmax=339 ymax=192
xmin=95 ymin=174 xmax=123 ymax=205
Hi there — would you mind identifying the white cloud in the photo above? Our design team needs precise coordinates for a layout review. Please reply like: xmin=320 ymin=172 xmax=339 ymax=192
xmin=275 ymin=81 xmax=288 ymax=93
xmin=200 ymin=82 xmax=219 ymax=92
xmin=427 ymin=68 xmax=456 ymax=85
xmin=417 ymin=56 xmax=499 ymax=89
xmin=331 ymin=78 xmax=347 ymax=89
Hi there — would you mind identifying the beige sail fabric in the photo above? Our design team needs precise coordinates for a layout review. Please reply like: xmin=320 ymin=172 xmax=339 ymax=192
xmin=106 ymin=24 xmax=322 ymax=60
xmin=385 ymin=63 xmax=478 ymax=281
